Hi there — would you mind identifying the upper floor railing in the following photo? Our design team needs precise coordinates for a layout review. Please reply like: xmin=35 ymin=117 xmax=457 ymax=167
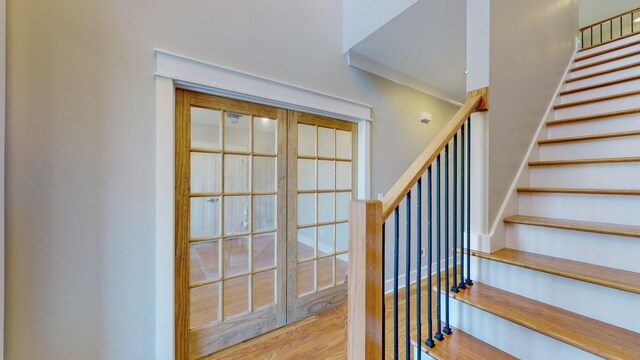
xmin=348 ymin=87 xmax=488 ymax=359
xmin=580 ymin=7 xmax=640 ymax=49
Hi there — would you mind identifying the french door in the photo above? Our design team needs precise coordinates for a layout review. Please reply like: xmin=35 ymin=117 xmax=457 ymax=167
xmin=286 ymin=111 xmax=356 ymax=321
xmin=175 ymin=90 xmax=356 ymax=359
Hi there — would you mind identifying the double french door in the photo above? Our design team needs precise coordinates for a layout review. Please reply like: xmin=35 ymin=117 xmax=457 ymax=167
xmin=175 ymin=90 xmax=357 ymax=359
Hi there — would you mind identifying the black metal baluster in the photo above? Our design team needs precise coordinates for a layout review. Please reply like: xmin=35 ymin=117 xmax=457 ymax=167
xmin=405 ymin=192 xmax=411 ymax=358
xmin=581 ymin=30 xmax=584 ymax=49
xmin=611 ymin=20 xmax=613 ymax=40
xmin=466 ymin=119 xmax=473 ymax=286
xmin=443 ymin=144 xmax=452 ymax=335
xmin=451 ymin=134 xmax=459 ymax=294
xmin=435 ymin=155 xmax=444 ymax=341
xmin=382 ymin=222 xmax=386 ymax=358
xmin=591 ymin=26 xmax=593 ymax=47
xmin=621 ymin=16 xmax=623 ymax=37
xmin=393 ymin=206 xmax=400 ymax=360
xmin=416 ymin=179 xmax=423 ymax=351
xmin=458 ymin=125 xmax=467 ymax=290
xmin=633 ymin=13 xmax=636 ymax=33
xmin=425 ymin=167 xmax=435 ymax=348
xmin=600 ymin=23 xmax=602 ymax=43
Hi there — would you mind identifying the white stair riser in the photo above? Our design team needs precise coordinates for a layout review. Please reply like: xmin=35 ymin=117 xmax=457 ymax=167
xmin=548 ymin=114 xmax=640 ymax=137
xmin=447 ymin=293 xmax=599 ymax=360
xmin=560 ymin=78 xmax=640 ymax=103
xmin=571 ymin=55 xmax=640 ymax=78
xmin=565 ymin=66 xmax=640 ymax=90
xmin=579 ymin=33 xmax=640 ymax=57
xmin=471 ymin=257 xmax=640 ymax=333
xmin=539 ymin=136 xmax=640 ymax=160
xmin=519 ymin=192 xmax=640 ymax=225
xmin=555 ymin=94 xmax=640 ymax=118
xmin=529 ymin=162 xmax=640 ymax=189
xmin=506 ymin=224 xmax=640 ymax=272
xmin=576 ymin=42 xmax=640 ymax=66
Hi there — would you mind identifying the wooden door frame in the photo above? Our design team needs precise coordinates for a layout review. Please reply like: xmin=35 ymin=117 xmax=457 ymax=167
xmin=0 ymin=0 xmax=5 ymax=357
xmin=154 ymin=50 xmax=372 ymax=360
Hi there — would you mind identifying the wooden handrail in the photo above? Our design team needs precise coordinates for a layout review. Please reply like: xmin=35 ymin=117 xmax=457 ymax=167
xmin=348 ymin=87 xmax=488 ymax=360
xmin=380 ymin=88 xmax=488 ymax=220
xmin=579 ymin=7 xmax=640 ymax=31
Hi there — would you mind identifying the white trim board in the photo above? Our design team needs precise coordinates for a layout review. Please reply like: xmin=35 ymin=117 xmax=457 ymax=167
xmin=154 ymin=50 xmax=373 ymax=360
xmin=155 ymin=49 xmax=372 ymax=122
xmin=384 ymin=256 xmax=455 ymax=294
xmin=487 ymin=38 xmax=580 ymax=242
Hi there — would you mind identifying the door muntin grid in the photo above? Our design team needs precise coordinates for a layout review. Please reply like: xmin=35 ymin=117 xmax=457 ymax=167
xmin=296 ymin=123 xmax=353 ymax=297
xmin=188 ymin=106 xmax=279 ymax=329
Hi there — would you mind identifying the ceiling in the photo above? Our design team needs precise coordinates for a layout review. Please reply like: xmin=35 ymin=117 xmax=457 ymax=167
xmin=348 ymin=0 xmax=467 ymax=104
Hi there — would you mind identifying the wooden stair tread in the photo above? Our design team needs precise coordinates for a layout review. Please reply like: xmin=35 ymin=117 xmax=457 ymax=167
xmin=560 ymin=75 xmax=640 ymax=96
xmin=528 ymin=156 xmax=640 ymax=166
xmin=517 ymin=187 xmax=640 ymax=195
xmin=471 ymin=248 xmax=640 ymax=294
xmin=576 ymin=38 xmax=640 ymax=62
xmin=441 ymin=280 xmax=640 ymax=359
xmin=547 ymin=107 xmax=640 ymax=126
xmin=538 ymin=129 xmax=640 ymax=144
xmin=553 ymin=89 xmax=640 ymax=110
xmin=413 ymin=324 xmax=516 ymax=360
xmin=565 ymin=61 xmax=640 ymax=83
xmin=572 ymin=49 xmax=640 ymax=72
xmin=560 ymin=74 xmax=640 ymax=96
xmin=503 ymin=215 xmax=640 ymax=238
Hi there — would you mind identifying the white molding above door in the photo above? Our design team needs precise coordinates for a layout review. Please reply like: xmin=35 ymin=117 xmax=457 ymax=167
xmin=154 ymin=50 xmax=373 ymax=360
xmin=155 ymin=49 xmax=372 ymax=122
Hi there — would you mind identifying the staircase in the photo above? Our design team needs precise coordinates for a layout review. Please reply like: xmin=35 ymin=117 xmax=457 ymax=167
xmin=349 ymin=23 xmax=640 ymax=360
xmin=443 ymin=31 xmax=640 ymax=359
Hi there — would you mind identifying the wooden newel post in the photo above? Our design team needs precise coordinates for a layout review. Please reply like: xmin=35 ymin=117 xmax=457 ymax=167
xmin=348 ymin=200 xmax=384 ymax=360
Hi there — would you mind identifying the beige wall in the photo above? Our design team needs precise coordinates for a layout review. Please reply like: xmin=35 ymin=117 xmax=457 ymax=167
xmin=487 ymin=0 xmax=578 ymax=223
xmin=580 ymin=0 xmax=639 ymax=28
xmin=6 ymin=0 xmax=458 ymax=358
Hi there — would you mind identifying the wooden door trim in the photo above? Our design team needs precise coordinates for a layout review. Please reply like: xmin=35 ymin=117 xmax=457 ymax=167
xmin=175 ymin=89 xmax=191 ymax=360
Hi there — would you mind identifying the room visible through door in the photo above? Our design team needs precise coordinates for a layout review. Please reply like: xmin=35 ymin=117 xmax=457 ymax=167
xmin=175 ymin=90 xmax=357 ymax=359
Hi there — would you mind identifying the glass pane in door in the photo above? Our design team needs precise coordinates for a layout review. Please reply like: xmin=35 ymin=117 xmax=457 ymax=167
xmin=295 ymin=121 xmax=354 ymax=303
xmin=189 ymin=108 xmax=280 ymax=324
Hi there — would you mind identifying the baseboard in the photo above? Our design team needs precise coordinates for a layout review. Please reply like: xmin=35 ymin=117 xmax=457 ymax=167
xmin=385 ymin=256 xmax=454 ymax=293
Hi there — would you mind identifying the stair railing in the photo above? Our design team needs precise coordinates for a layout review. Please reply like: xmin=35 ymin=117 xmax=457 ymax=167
xmin=348 ymin=87 xmax=488 ymax=360
xmin=580 ymin=7 xmax=640 ymax=49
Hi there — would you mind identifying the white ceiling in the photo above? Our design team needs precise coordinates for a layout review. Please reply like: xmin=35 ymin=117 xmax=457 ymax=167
xmin=349 ymin=0 xmax=467 ymax=103
xmin=579 ymin=0 xmax=640 ymax=27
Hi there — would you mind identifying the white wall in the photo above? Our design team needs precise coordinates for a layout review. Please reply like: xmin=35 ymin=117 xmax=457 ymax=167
xmin=487 ymin=0 xmax=578 ymax=224
xmin=6 ymin=0 xmax=459 ymax=358
xmin=579 ymin=0 xmax=640 ymax=28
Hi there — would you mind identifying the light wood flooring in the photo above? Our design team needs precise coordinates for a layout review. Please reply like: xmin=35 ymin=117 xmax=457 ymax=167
xmin=204 ymin=275 xmax=510 ymax=360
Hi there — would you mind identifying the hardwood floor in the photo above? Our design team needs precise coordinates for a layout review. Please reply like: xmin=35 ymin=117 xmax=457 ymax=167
xmin=203 ymin=275 xmax=512 ymax=360
xmin=204 ymin=303 xmax=348 ymax=360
